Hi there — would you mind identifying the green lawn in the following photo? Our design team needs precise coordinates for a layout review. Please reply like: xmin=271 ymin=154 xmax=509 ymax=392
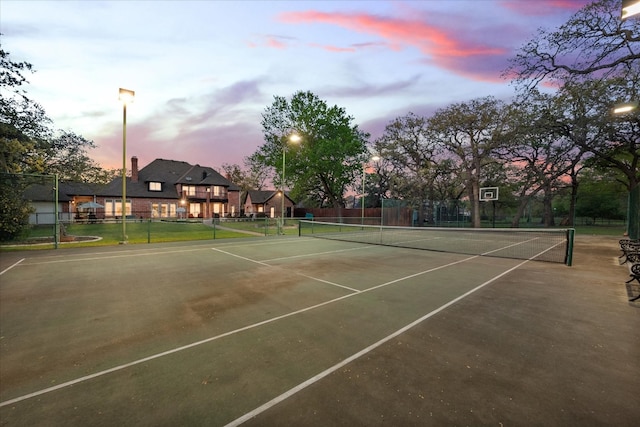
xmin=218 ymin=218 xmax=300 ymax=236
xmin=1 ymin=218 xmax=627 ymax=252
xmin=1 ymin=221 xmax=254 ymax=250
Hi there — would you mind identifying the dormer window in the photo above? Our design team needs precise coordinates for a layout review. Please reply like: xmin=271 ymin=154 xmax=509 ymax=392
xmin=149 ymin=182 xmax=162 ymax=191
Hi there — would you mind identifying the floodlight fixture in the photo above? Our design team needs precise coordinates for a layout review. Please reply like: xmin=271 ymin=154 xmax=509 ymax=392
xmin=622 ymin=0 xmax=640 ymax=19
xmin=613 ymin=102 xmax=638 ymax=114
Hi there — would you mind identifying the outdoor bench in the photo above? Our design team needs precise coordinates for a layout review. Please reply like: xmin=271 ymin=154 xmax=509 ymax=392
xmin=619 ymin=239 xmax=640 ymax=302
xmin=619 ymin=238 xmax=640 ymax=264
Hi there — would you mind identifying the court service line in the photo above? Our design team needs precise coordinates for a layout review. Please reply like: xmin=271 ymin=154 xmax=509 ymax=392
xmin=211 ymin=248 xmax=362 ymax=292
xmin=211 ymin=248 xmax=272 ymax=266
xmin=296 ymin=273 xmax=361 ymax=293
xmin=0 ymin=252 xmax=480 ymax=408
xmin=0 ymin=258 xmax=25 ymax=276
xmin=263 ymin=245 xmax=370 ymax=262
xmin=481 ymin=237 xmax=540 ymax=255
xmin=224 ymin=257 xmax=533 ymax=427
xmin=15 ymin=247 xmax=214 ymax=266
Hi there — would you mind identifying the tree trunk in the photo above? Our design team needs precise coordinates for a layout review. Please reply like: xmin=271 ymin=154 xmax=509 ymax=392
xmin=469 ymin=178 xmax=481 ymax=228
xmin=542 ymin=184 xmax=555 ymax=227
xmin=510 ymin=198 xmax=529 ymax=228
xmin=568 ymin=177 xmax=579 ymax=227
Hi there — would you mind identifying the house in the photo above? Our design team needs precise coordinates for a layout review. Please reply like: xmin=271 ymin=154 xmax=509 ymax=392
xmin=98 ymin=157 xmax=240 ymax=219
xmin=244 ymin=190 xmax=295 ymax=218
xmin=23 ymin=157 xmax=241 ymax=223
xmin=23 ymin=181 xmax=102 ymax=225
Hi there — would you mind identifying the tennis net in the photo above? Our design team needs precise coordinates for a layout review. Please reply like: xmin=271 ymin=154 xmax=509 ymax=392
xmin=298 ymin=220 xmax=574 ymax=265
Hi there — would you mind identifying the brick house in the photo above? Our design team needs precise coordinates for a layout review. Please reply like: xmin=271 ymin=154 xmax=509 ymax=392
xmin=97 ymin=157 xmax=240 ymax=219
xmin=244 ymin=190 xmax=295 ymax=218
xmin=23 ymin=181 xmax=102 ymax=224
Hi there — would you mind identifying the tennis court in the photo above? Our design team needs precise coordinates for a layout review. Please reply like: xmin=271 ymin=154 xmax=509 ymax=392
xmin=0 ymin=230 xmax=638 ymax=426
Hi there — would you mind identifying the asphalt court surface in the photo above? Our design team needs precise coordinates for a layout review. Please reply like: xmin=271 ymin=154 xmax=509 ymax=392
xmin=0 ymin=235 xmax=638 ymax=426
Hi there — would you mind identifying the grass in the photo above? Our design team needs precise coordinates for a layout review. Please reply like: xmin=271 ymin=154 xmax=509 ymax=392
xmin=1 ymin=217 xmax=627 ymax=252
xmin=0 ymin=220 xmax=255 ymax=251
xmin=218 ymin=218 xmax=300 ymax=236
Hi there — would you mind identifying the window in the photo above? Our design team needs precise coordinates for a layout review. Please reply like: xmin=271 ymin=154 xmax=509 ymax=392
xmin=104 ymin=199 xmax=130 ymax=217
xmin=152 ymin=203 xmax=177 ymax=218
xmin=183 ymin=185 xmax=196 ymax=196
xmin=213 ymin=186 xmax=220 ymax=196
xmin=149 ymin=182 xmax=162 ymax=191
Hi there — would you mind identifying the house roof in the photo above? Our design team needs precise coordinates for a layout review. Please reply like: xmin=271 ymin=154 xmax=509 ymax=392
xmin=247 ymin=190 xmax=277 ymax=204
xmin=24 ymin=182 xmax=103 ymax=202
xmin=100 ymin=158 xmax=238 ymax=198
xmin=247 ymin=190 xmax=295 ymax=204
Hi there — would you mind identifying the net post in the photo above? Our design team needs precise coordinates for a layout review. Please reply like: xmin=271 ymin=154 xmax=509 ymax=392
xmin=565 ymin=228 xmax=575 ymax=266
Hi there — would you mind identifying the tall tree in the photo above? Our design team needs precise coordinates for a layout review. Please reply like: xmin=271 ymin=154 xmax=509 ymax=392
xmin=506 ymin=0 xmax=639 ymax=237
xmin=1 ymin=45 xmax=114 ymax=240
xmin=1 ymin=45 xmax=106 ymax=182
xmin=497 ymin=92 xmax=586 ymax=227
xmin=427 ymin=97 xmax=508 ymax=228
xmin=0 ymin=46 xmax=49 ymax=240
xmin=254 ymin=91 xmax=369 ymax=208
xmin=221 ymin=162 xmax=269 ymax=215
xmin=374 ymin=112 xmax=442 ymax=224
xmin=505 ymin=0 xmax=639 ymax=90
xmin=553 ymin=74 xmax=639 ymax=236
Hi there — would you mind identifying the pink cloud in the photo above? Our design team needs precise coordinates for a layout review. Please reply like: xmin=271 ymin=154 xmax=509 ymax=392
xmin=282 ymin=11 xmax=503 ymax=57
xmin=310 ymin=43 xmax=356 ymax=52
xmin=279 ymin=10 xmax=508 ymax=81
xmin=499 ymin=0 xmax=591 ymax=15
xmin=266 ymin=35 xmax=288 ymax=49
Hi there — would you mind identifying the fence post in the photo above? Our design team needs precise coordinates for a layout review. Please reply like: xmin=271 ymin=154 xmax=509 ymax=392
xmin=54 ymin=173 xmax=59 ymax=249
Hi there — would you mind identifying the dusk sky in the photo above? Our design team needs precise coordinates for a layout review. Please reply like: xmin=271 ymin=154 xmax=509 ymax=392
xmin=2 ymin=0 xmax=593 ymax=173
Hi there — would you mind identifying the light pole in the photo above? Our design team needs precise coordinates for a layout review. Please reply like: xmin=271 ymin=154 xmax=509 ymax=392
xmin=206 ymin=187 xmax=211 ymax=220
xmin=362 ymin=155 xmax=380 ymax=225
xmin=281 ymin=133 xmax=301 ymax=234
xmin=119 ymin=88 xmax=134 ymax=244
xmin=613 ymin=101 xmax=639 ymax=239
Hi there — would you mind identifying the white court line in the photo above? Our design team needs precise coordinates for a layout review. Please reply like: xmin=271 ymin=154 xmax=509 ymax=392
xmin=212 ymin=248 xmax=363 ymax=292
xmin=0 ymin=258 xmax=25 ymax=276
xmin=297 ymin=273 xmax=361 ymax=293
xmin=481 ymin=237 xmax=540 ymax=255
xmin=224 ymin=257 xmax=532 ymax=427
xmin=14 ymin=238 xmax=319 ymax=267
xmin=0 ymin=252 xmax=479 ymax=408
xmin=263 ymin=245 xmax=371 ymax=262
xmin=211 ymin=248 xmax=272 ymax=266
xmin=16 ymin=247 xmax=213 ymax=266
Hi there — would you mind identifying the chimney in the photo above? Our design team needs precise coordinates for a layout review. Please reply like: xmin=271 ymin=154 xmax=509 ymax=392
xmin=131 ymin=156 xmax=139 ymax=183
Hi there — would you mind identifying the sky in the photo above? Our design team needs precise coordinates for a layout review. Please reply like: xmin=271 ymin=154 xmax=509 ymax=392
xmin=1 ymin=0 xmax=593 ymax=173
